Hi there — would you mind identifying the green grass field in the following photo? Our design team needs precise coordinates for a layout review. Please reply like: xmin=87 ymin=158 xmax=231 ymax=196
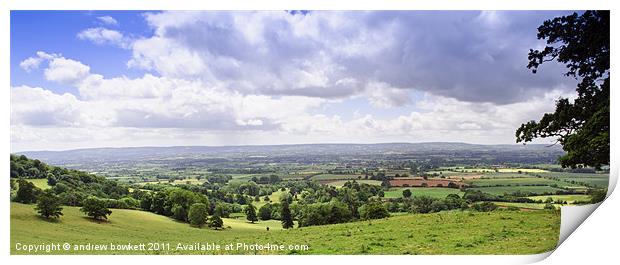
xmin=465 ymin=177 xmax=583 ymax=188
xmin=27 ymin=179 xmax=51 ymax=190
xmin=255 ymin=189 xmax=288 ymax=208
xmin=534 ymin=172 xmax=609 ymax=188
xmin=311 ymin=174 xmax=364 ymax=180
xmin=468 ymin=186 xmax=564 ymax=196
xmin=493 ymin=202 xmax=558 ymax=210
xmin=527 ymin=194 xmax=592 ymax=203
xmin=10 ymin=203 xmax=559 ymax=255
xmin=383 ymin=187 xmax=464 ymax=199
xmin=326 ymin=180 xmax=382 ymax=187
xmin=453 ymin=168 xmax=549 ymax=173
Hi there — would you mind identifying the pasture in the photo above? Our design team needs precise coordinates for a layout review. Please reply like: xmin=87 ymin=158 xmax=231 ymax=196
xmin=10 ymin=203 xmax=560 ymax=255
xmin=533 ymin=172 xmax=609 ymax=188
xmin=465 ymin=177 xmax=583 ymax=189
xmin=311 ymin=174 xmax=364 ymax=180
xmin=528 ymin=194 xmax=592 ymax=203
xmin=26 ymin=179 xmax=51 ymax=190
xmin=469 ymin=186 xmax=565 ymax=196
xmin=383 ymin=187 xmax=464 ymax=199
xmin=325 ymin=180 xmax=382 ymax=187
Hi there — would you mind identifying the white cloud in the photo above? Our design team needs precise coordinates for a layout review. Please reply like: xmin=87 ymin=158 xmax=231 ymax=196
xmin=126 ymin=11 xmax=575 ymax=104
xmin=19 ymin=51 xmax=57 ymax=72
xmin=11 ymin=11 xmax=580 ymax=150
xmin=10 ymin=86 xmax=83 ymax=127
xmin=44 ymin=57 xmax=91 ymax=84
xmin=77 ymin=27 xmax=131 ymax=48
xmin=97 ymin=16 xmax=118 ymax=26
xmin=365 ymin=82 xmax=412 ymax=108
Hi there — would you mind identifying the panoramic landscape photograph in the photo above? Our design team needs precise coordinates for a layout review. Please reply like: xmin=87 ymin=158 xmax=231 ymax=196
xmin=9 ymin=10 xmax=609 ymax=255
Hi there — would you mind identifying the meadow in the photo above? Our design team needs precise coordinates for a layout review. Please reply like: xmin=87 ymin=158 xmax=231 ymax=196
xmin=311 ymin=174 xmax=363 ymax=180
xmin=326 ymin=180 xmax=382 ymax=187
xmin=383 ymin=187 xmax=464 ymax=199
xmin=533 ymin=172 xmax=609 ymax=188
xmin=10 ymin=203 xmax=559 ymax=255
xmin=469 ymin=186 xmax=565 ymax=196
xmin=465 ymin=177 xmax=582 ymax=188
xmin=527 ymin=194 xmax=592 ymax=203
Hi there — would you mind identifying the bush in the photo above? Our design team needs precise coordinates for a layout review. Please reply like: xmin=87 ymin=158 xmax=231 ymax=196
xmin=410 ymin=196 xmax=435 ymax=213
xmin=208 ymin=214 xmax=224 ymax=229
xmin=359 ymin=201 xmax=390 ymax=220
xmin=258 ymin=203 xmax=273 ymax=220
xmin=81 ymin=197 xmax=112 ymax=220
xmin=430 ymin=200 xmax=447 ymax=212
xmin=14 ymin=179 xmax=41 ymax=204
xmin=35 ymin=190 xmax=63 ymax=219
xmin=188 ymin=203 xmax=208 ymax=227
xmin=472 ymin=202 xmax=497 ymax=212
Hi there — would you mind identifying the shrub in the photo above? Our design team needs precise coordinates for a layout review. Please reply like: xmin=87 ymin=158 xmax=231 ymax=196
xmin=472 ymin=202 xmax=497 ymax=212
xmin=359 ymin=201 xmax=390 ymax=220
xmin=35 ymin=190 xmax=63 ymax=219
xmin=188 ymin=203 xmax=208 ymax=227
xmin=81 ymin=197 xmax=112 ymax=220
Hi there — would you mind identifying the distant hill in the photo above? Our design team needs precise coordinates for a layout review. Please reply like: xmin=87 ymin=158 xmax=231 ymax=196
xmin=16 ymin=142 xmax=565 ymax=166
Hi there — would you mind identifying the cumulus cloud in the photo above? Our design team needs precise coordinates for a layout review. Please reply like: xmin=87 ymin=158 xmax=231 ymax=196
xmin=19 ymin=51 xmax=57 ymax=72
xmin=97 ymin=16 xmax=118 ymax=26
xmin=77 ymin=27 xmax=131 ymax=48
xmin=44 ymin=57 xmax=91 ymax=84
xmin=10 ymin=86 xmax=83 ymax=127
xmin=126 ymin=11 xmax=575 ymax=105
xmin=11 ymin=11 xmax=579 ymax=150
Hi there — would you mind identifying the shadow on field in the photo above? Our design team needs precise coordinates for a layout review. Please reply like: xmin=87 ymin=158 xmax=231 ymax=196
xmin=81 ymin=217 xmax=112 ymax=224
xmin=37 ymin=216 xmax=62 ymax=223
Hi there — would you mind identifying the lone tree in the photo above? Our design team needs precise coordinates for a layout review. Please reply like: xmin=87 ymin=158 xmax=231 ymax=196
xmin=188 ymin=203 xmax=208 ymax=227
xmin=280 ymin=200 xmax=294 ymax=229
xmin=244 ymin=202 xmax=258 ymax=223
xmin=208 ymin=213 xmax=224 ymax=230
xmin=402 ymin=189 xmax=412 ymax=198
xmin=517 ymin=11 xmax=609 ymax=169
xmin=81 ymin=197 xmax=112 ymax=220
xmin=35 ymin=190 xmax=63 ymax=220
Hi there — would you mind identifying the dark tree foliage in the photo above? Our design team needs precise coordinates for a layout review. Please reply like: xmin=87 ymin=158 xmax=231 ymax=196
xmin=402 ymin=189 xmax=412 ymax=198
xmin=359 ymin=201 xmax=390 ymax=220
xmin=35 ymin=190 xmax=63 ymax=219
xmin=81 ymin=197 xmax=113 ymax=220
xmin=244 ymin=202 xmax=258 ymax=223
xmin=590 ymin=188 xmax=607 ymax=203
xmin=258 ymin=203 xmax=273 ymax=220
xmin=14 ymin=179 xmax=41 ymax=204
xmin=280 ymin=200 xmax=294 ymax=229
xmin=188 ymin=203 xmax=208 ymax=227
xmin=208 ymin=213 xmax=224 ymax=229
xmin=517 ymin=11 xmax=609 ymax=169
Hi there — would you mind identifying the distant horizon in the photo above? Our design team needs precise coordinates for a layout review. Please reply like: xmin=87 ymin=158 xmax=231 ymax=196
xmin=13 ymin=140 xmax=562 ymax=153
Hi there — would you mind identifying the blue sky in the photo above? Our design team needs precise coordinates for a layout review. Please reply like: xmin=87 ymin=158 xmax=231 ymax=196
xmin=10 ymin=10 xmax=576 ymax=151
xmin=11 ymin=11 xmax=150 ymax=93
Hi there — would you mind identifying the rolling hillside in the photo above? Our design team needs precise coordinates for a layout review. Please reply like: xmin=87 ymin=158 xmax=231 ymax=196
xmin=11 ymin=203 xmax=559 ymax=255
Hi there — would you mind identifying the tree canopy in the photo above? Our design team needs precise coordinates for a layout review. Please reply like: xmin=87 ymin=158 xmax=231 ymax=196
xmin=517 ymin=10 xmax=609 ymax=169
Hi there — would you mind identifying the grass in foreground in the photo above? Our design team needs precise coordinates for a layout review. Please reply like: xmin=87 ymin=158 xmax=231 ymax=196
xmin=11 ymin=203 xmax=559 ymax=255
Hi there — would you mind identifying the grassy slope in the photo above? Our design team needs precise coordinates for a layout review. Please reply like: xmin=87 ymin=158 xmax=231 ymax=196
xmin=527 ymin=194 xmax=592 ymax=203
xmin=469 ymin=186 xmax=564 ymax=196
xmin=11 ymin=203 xmax=559 ymax=255
xmin=383 ymin=187 xmax=464 ymax=199
xmin=465 ymin=177 xmax=584 ymax=189
xmin=327 ymin=180 xmax=382 ymax=187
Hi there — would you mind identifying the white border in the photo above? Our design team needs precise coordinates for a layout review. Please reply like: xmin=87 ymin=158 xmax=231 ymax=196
xmin=1 ymin=1 xmax=617 ymax=264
